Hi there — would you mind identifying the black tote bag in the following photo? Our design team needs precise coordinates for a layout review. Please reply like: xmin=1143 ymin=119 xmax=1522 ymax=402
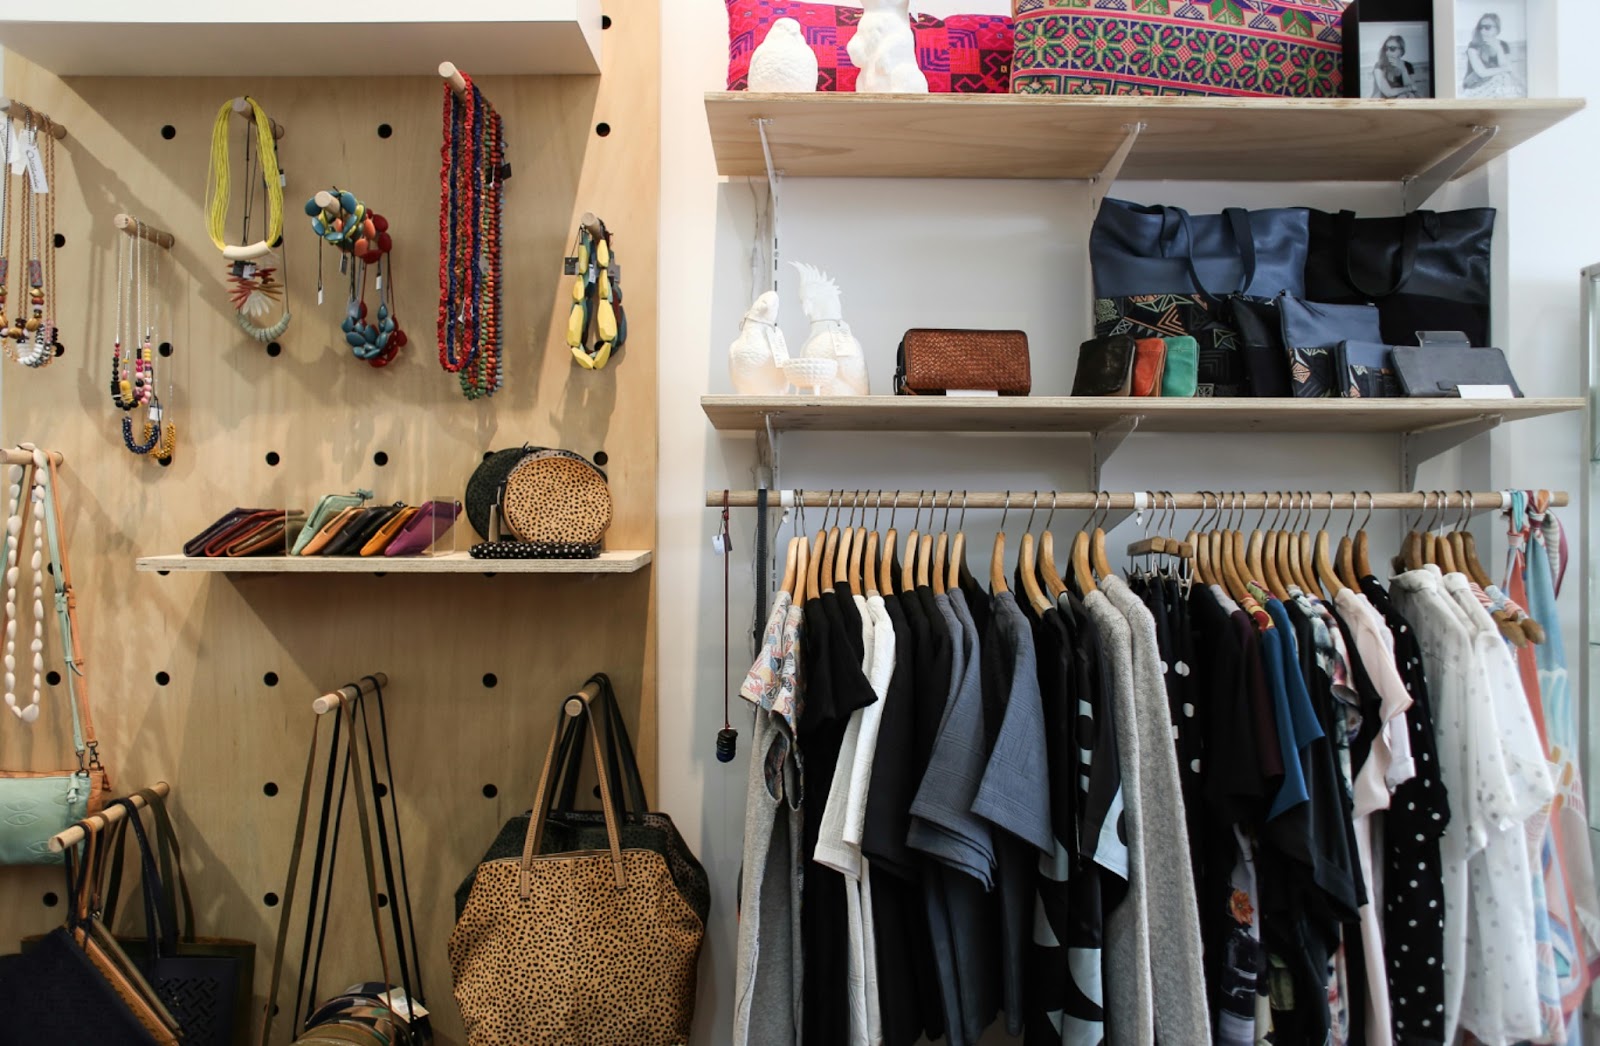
xmin=1304 ymin=208 xmax=1494 ymax=346
xmin=1091 ymin=200 xmax=1310 ymax=396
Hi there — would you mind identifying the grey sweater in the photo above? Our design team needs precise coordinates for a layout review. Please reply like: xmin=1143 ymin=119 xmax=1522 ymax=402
xmin=1104 ymin=577 xmax=1213 ymax=1046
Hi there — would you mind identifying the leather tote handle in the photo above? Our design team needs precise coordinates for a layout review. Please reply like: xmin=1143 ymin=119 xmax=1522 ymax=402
xmin=519 ymin=687 xmax=626 ymax=896
xmin=554 ymin=673 xmax=649 ymax=818
xmin=259 ymin=713 xmax=327 ymax=1046
xmin=1163 ymin=206 xmax=1257 ymax=301
xmin=1338 ymin=208 xmax=1422 ymax=299
xmin=109 ymin=799 xmax=175 ymax=959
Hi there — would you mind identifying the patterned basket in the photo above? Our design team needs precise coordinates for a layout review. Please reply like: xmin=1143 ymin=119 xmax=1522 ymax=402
xmin=1011 ymin=0 xmax=1347 ymax=98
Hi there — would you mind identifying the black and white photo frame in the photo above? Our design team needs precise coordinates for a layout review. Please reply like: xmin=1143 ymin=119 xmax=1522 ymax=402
xmin=1341 ymin=0 xmax=1437 ymax=99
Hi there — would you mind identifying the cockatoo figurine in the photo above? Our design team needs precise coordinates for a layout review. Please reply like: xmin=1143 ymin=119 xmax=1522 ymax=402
xmin=792 ymin=261 xmax=869 ymax=396
xmin=728 ymin=291 xmax=790 ymax=395
xmin=749 ymin=17 xmax=819 ymax=93
xmin=848 ymin=0 xmax=928 ymax=94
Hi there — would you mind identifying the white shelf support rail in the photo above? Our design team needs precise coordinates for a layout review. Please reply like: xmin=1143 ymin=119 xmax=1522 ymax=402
xmin=1398 ymin=412 xmax=1503 ymax=489
xmin=1403 ymin=124 xmax=1499 ymax=213
xmin=756 ymin=412 xmax=780 ymax=490
xmin=1089 ymin=122 xmax=1146 ymax=214
xmin=755 ymin=117 xmax=782 ymax=296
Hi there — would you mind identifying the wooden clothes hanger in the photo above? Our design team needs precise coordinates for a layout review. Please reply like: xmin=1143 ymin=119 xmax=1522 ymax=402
xmin=949 ymin=491 xmax=971 ymax=593
xmin=1336 ymin=491 xmax=1361 ymax=590
xmin=1039 ymin=491 xmax=1068 ymax=600
xmin=1219 ymin=492 xmax=1251 ymax=603
xmin=878 ymin=491 xmax=899 ymax=597
xmin=807 ymin=491 xmax=832 ymax=600
xmin=1071 ymin=494 xmax=1099 ymax=597
xmin=933 ymin=493 xmax=950 ymax=596
xmin=781 ymin=535 xmax=799 ymax=598
xmin=1020 ymin=492 xmax=1052 ymax=614
xmin=1313 ymin=492 xmax=1347 ymax=598
xmin=1090 ymin=492 xmax=1113 ymax=583
xmin=990 ymin=492 xmax=1012 ymax=595
xmin=1186 ymin=491 xmax=1212 ymax=587
xmin=864 ymin=493 xmax=882 ymax=598
xmin=822 ymin=490 xmax=842 ymax=593
xmin=903 ymin=491 xmax=925 ymax=594
xmin=1260 ymin=492 xmax=1289 ymax=600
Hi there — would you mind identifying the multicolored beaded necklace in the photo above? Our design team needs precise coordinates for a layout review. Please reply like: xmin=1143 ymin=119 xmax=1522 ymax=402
xmin=0 ymin=114 xmax=60 ymax=369
xmin=111 ymin=219 xmax=175 ymax=462
xmin=307 ymin=187 xmax=405 ymax=367
xmin=438 ymin=71 xmax=506 ymax=400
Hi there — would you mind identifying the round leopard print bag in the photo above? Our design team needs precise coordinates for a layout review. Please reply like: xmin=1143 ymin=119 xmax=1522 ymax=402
xmin=499 ymin=450 xmax=611 ymax=547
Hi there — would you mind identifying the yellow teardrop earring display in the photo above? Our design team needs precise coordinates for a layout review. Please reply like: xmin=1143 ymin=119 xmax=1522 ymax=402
xmin=565 ymin=216 xmax=625 ymax=370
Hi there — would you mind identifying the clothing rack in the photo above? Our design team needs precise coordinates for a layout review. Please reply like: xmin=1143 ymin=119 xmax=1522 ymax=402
xmin=48 ymin=781 xmax=171 ymax=852
xmin=0 ymin=97 xmax=68 ymax=140
xmin=311 ymin=672 xmax=389 ymax=715
xmin=705 ymin=489 xmax=1570 ymax=512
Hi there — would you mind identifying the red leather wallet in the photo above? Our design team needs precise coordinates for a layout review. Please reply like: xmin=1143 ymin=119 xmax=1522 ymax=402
xmin=1131 ymin=338 xmax=1168 ymax=397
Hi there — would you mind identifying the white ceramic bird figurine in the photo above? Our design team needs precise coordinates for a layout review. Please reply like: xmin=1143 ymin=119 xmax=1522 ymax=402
xmin=791 ymin=262 xmax=869 ymax=396
xmin=729 ymin=291 xmax=790 ymax=395
xmin=749 ymin=17 xmax=819 ymax=93
xmin=848 ymin=0 xmax=928 ymax=94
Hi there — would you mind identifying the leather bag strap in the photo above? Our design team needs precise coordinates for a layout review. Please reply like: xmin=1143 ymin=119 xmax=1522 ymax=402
xmin=342 ymin=698 xmax=403 ymax=1029
xmin=355 ymin=676 xmax=424 ymax=1007
xmin=299 ymin=708 xmax=352 ymax=1026
xmin=553 ymin=674 xmax=648 ymax=818
xmin=1337 ymin=208 xmax=1421 ymax=299
xmin=260 ymin=713 xmax=324 ymax=1046
xmin=519 ymin=687 xmax=626 ymax=896
xmin=1171 ymin=206 xmax=1258 ymax=302
xmin=41 ymin=451 xmax=98 ymax=764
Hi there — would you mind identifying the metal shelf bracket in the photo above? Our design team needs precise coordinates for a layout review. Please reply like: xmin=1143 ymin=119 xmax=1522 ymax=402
xmin=1089 ymin=414 xmax=1142 ymax=490
xmin=1090 ymin=122 xmax=1146 ymax=214
xmin=756 ymin=412 xmax=781 ymax=489
xmin=1399 ymin=412 xmax=1502 ymax=488
xmin=1402 ymin=124 xmax=1499 ymax=212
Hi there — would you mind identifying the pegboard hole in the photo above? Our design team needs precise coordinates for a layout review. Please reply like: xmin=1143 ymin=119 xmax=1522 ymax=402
xmin=595 ymin=122 xmax=611 ymax=138
xmin=373 ymin=451 xmax=389 ymax=467
xmin=265 ymin=451 xmax=280 ymax=467
xmin=602 ymin=13 xmax=612 ymax=28
xmin=377 ymin=893 xmax=389 ymax=908
xmin=262 ymin=782 xmax=279 ymax=797
xmin=155 ymin=671 xmax=171 ymax=686
xmin=482 ymin=673 xmax=498 ymax=689
xmin=263 ymin=892 xmax=279 ymax=908
xmin=593 ymin=450 xmax=609 ymax=467
xmin=52 ymin=233 xmax=65 ymax=249
xmin=271 ymin=235 xmax=283 ymax=249
xmin=160 ymin=125 xmax=176 ymax=140
xmin=377 ymin=123 xmax=393 ymax=139
xmin=42 ymin=892 xmax=59 ymax=908
xmin=482 ymin=784 xmax=498 ymax=799
xmin=157 ymin=570 xmax=170 ymax=577
xmin=375 ymin=782 xmax=389 ymax=798
xmin=263 ymin=671 xmax=279 ymax=687
xmin=158 ymin=457 xmax=172 ymax=468
xmin=266 ymin=342 xmax=282 ymax=358
xmin=372 ymin=572 xmax=387 ymax=578
xmin=53 ymin=342 xmax=65 ymax=358
xmin=158 ymin=342 xmax=172 ymax=358
xmin=46 ymin=670 xmax=60 ymax=686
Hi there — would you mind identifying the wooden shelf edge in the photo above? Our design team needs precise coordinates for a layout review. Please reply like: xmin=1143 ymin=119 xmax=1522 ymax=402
xmin=135 ymin=550 xmax=652 ymax=575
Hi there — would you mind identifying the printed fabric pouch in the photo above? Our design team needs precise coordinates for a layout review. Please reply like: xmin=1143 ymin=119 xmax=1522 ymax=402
xmin=1070 ymin=335 xmax=1137 ymax=396
xmin=1160 ymin=336 xmax=1199 ymax=397
xmin=1279 ymin=296 xmax=1382 ymax=398
xmin=384 ymin=501 xmax=462 ymax=557
xmin=1334 ymin=341 xmax=1399 ymax=398
xmin=1131 ymin=338 xmax=1167 ymax=396
xmin=291 ymin=490 xmax=373 ymax=555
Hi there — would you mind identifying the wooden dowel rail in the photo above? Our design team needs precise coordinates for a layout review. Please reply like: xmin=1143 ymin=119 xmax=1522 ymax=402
xmin=0 ymin=97 xmax=67 ymax=140
xmin=312 ymin=672 xmax=389 ymax=715
xmin=562 ymin=679 xmax=605 ymax=718
xmin=579 ymin=212 xmax=606 ymax=240
xmin=230 ymin=97 xmax=285 ymax=140
xmin=1 ymin=447 xmax=63 ymax=466
xmin=114 ymin=213 xmax=175 ymax=250
xmin=706 ymin=490 xmax=1570 ymax=511
xmin=439 ymin=61 xmax=469 ymax=98
xmin=49 ymin=781 xmax=170 ymax=852
xmin=312 ymin=190 xmax=346 ymax=215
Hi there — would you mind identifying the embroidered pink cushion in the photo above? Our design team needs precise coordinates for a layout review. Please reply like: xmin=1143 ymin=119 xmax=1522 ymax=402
xmin=726 ymin=0 xmax=1014 ymax=93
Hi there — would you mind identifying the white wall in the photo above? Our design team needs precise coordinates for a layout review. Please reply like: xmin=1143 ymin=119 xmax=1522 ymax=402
xmin=659 ymin=4 xmax=1600 ymax=1043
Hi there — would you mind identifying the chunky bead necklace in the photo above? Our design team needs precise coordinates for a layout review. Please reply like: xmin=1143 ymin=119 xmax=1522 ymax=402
xmin=2 ymin=115 xmax=59 ymax=368
xmin=207 ymin=97 xmax=291 ymax=343
xmin=438 ymin=72 xmax=506 ymax=400
xmin=2 ymin=450 xmax=46 ymax=723
xmin=307 ymin=187 xmax=405 ymax=367
xmin=111 ymin=219 xmax=175 ymax=461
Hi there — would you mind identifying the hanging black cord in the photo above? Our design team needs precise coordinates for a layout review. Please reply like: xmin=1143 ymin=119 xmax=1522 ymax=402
xmin=717 ymin=491 xmax=738 ymax=763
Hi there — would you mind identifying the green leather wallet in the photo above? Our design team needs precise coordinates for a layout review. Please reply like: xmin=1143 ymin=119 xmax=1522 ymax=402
xmin=290 ymin=489 xmax=373 ymax=555
xmin=1161 ymin=336 xmax=1199 ymax=397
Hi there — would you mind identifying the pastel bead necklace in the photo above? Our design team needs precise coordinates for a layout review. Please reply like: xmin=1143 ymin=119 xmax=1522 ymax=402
xmin=2 ymin=449 xmax=47 ymax=722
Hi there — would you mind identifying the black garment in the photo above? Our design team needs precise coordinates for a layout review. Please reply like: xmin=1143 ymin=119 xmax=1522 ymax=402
xmin=1361 ymin=575 xmax=1450 ymax=1046
xmin=798 ymin=589 xmax=877 ymax=1046
xmin=864 ymin=586 xmax=943 ymax=1046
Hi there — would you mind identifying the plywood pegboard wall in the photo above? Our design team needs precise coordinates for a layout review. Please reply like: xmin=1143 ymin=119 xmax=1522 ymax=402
xmin=0 ymin=4 xmax=658 ymax=1043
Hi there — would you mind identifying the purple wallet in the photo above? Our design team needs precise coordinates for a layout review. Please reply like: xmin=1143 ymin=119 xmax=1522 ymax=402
xmin=383 ymin=500 xmax=462 ymax=556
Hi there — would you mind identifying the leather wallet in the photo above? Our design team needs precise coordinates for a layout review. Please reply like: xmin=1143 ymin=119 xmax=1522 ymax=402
xmin=384 ymin=500 xmax=462 ymax=557
xmin=1131 ymin=338 xmax=1167 ymax=397
xmin=1334 ymin=341 xmax=1399 ymax=398
xmin=894 ymin=329 xmax=1031 ymax=395
xmin=335 ymin=503 xmax=407 ymax=555
xmin=298 ymin=506 xmax=362 ymax=556
xmin=226 ymin=511 xmax=306 ymax=556
xmin=291 ymin=490 xmax=373 ymax=555
xmin=361 ymin=506 xmax=420 ymax=556
xmin=1280 ymin=296 xmax=1382 ymax=399
xmin=1229 ymin=296 xmax=1291 ymax=397
xmin=185 ymin=508 xmax=276 ymax=556
xmin=1160 ymin=336 xmax=1199 ymax=397
xmin=1071 ymin=335 xmax=1137 ymax=396
xmin=1391 ymin=345 xmax=1523 ymax=397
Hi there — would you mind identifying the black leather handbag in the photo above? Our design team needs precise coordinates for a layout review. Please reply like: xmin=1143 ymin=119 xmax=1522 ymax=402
xmin=1305 ymin=208 xmax=1495 ymax=346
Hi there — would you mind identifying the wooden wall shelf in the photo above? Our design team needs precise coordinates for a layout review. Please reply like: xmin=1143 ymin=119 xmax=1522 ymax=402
xmin=701 ymin=395 xmax=1584 ymax=435
xmin=0 ymin=0 xmax=602 ymax=76
xmin=705 ymin=92 xmax=1584 ymax=182
xmin=135 ymin=550 xmax=652 ymax=575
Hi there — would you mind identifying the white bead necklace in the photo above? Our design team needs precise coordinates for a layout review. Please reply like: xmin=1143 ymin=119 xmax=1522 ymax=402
xmin=2 ymin=449 xmax=45 ymax=723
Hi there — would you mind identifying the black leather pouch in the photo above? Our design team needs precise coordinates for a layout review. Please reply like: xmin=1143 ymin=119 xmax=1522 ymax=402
xmin=1334 ymin=341 xmax=1398 ymax=398
xmin=1071 ymin=335 xmax=1137 ymax=396
xmin=1229 ymin=296 xmax=1291 ymax=397
xmin=1392 ymin=345 xmax=1523 ymax=397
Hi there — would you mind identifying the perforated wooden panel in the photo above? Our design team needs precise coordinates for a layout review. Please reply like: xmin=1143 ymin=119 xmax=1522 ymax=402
xmin=0 ymin=4 xmax=658 ymax=1042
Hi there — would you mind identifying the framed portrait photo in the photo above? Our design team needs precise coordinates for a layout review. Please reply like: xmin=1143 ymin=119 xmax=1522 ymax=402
xmin=1340 ymin=1 xmax=1436 ymax=99
xmin=1454 ymin=0 xmax=1530 ymax=98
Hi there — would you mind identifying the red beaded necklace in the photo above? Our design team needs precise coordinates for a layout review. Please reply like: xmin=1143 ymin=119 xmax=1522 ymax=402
xmin=438 ymin=72 xmax=506 ymax=400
